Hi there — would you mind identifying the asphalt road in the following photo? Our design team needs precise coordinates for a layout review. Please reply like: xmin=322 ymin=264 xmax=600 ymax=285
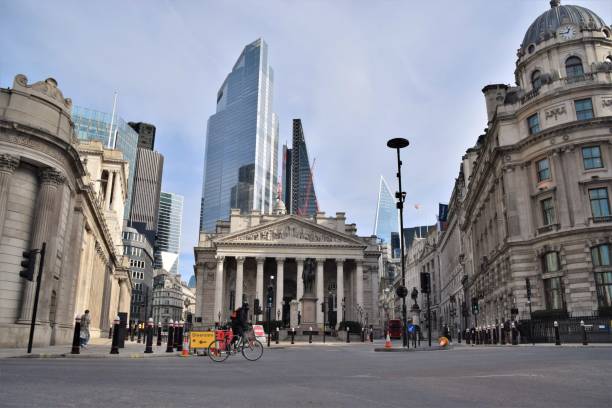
xmin=1 ymin=344 xmax=611 ymax=407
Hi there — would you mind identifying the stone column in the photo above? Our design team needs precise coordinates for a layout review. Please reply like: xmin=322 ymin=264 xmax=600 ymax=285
xmin=276 ymin=257 xmax=284 ymax=321
xmin=255 ymin=257 xmax=264 ymax=318
xmin=235 ymin=256 xmax=245 ymax=308
xmin=18 ymin=168 xmax=65 ymax=323
xmin=316 ymin=258 xmax=325 ymax=326
xmin=104 ymin=171 xmax=114 ymax=210
xmin=296 ymin=257 xmax=304 ymax=313
xmin=214 ymin=256 xmax=224 ymax=322
xmin=0 ymin=154 xmax=20 ymax=242
xmin=118 ymin=277 xmax=131 ymax=314
xmin=336 ymin=259 xmax=344 ymax=328
xmin=111 ymin=170 xmax=122 ymax=212
xmin=356 ymin=260 xmax=364 ymax=310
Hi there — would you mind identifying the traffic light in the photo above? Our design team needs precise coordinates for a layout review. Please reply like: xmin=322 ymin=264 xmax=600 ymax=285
xmin=254 ymin=298 xmax=262 ymax=315
xmin=420 ymin=272 xmax=431 ymax=294
xmin=526 ymin=278 xmax=532 ymax=300
xmin=20 ymin=250 xmax=36 ymax=281
xmin=471 ymin=297 xmax=479 ymax=315
xmin=266 ymin=285 xmax=274 ymax=306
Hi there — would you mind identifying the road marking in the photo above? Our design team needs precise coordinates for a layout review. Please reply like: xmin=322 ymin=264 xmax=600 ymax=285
xmin=466 ymin=373 xmax=544 ymax=378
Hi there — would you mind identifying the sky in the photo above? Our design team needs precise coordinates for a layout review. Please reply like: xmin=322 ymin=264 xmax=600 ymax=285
xmin=1 ymin=0 xmax=610 ymax=282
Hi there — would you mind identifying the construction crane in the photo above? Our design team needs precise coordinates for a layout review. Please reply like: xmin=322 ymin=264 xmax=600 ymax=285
xmin=298 ymin=158 xmax=318 ymax=216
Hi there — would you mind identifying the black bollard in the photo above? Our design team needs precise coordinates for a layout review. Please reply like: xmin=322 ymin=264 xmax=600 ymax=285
xmin=145 ymin=318 xmax=154 ymax=354
xmin=554 ymin=321 xmax=561 ymax=346
xmin=137 ymin=322 xmax=142 ymax=343
xmin=581 ymin=320 xmax=588 ymax=346
xmin=309 ymin=327 xmax=313 ymax=344
xmin=276 ymin=327 xmax=279 ymax=345
xmin=370 ymin=328 xmax=374 ymax=343
xmin=458 ymin=329 xmax=462 ymax=344
xmin=110 ymin=316 xmax=120 ymax=354
xmin=346 ymin=327 xmax=350 ymax=343
xmin=501 ymin=324 xmax=506 ymax=345
xmin=157 ymin=322 xmax=162 ymax=346
xmin=71 ymin=316 xmax=81 ymax=354
xmin=166 ymin=319 xmax=175 ymax=353
xmin=131 ymin=323 xmax=135 ymax=341
xmin=291 ymin=328 xmax=295 ymax=344
xmin=174 ymin=321 xmax=181 ymax=351
xmin=176 ymin=321 xmax=184 ymax=352
xmin=465 ymin=329 xmax=470 ymax=345
xmin=511 ymin=322 xmax=518 ymax=345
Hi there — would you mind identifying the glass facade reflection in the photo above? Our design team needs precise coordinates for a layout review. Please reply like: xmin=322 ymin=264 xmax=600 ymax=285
xmin=199 ymin=38 xmax=279 ymax=232
xmin=72 ymin=106 xmax=138 ymax=220
xmin=155 ymin=192 xmax=183 ymax=274
xmin=374 ymin=176 xmax=400 ymax=256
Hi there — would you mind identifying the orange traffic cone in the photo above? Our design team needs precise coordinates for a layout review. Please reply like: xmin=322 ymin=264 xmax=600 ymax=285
xmin=384 ymin=333 xmax=392 ymax=349
xmin=181 ymin=335 xmax=190 ymax=357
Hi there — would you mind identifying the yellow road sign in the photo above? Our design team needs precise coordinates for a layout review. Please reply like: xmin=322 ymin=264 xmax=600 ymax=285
xmin=190 ymin=331 xmax=215 ymax=349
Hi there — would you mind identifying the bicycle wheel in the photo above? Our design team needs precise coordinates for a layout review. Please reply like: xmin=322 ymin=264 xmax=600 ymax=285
xmin=241 ymin=338 xmax=264 ymax=361
xmin=208 ymin=339 xmax=229 ymax=362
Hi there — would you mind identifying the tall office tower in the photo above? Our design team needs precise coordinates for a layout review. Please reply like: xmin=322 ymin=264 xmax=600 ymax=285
xmin=374 ymin=176 xmax=400 ymax=256
xmin=128 ymin=122 xmax=156 ymax=150
xmin=199 ymin=38 xmax=279 ymax=232
xmin=155 ymin=192 xmax=183 ymax=274
xmin=282 ymin=119 xmax=319 ymax=216
xmin=72 ymin=106 xmax=138 ymax=220
xmin=129 ymin=148 xmax=164 ymax=246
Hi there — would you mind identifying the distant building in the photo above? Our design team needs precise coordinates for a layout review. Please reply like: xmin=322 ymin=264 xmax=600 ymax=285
xmin=128 ymin=122 xmax=156 ymax=150
xmin=373 ymin=176 xmax=399 ymax=256
xmin=403 ymin=225 xmax=436 ymax=250
xmin=151 ymin=270 xmax=184 ymax=326
xmin=155 ymin=192 xmax=183 ymax=274
xmin=123 ymin=227 xmax=155 ymax=322
xmin=282 ymin=119 xmax=319 ymax=216
xmin=199 ymin=38 xmax=279 ymax=232
xmin=72 ymin=106 xmax=138 ymax=220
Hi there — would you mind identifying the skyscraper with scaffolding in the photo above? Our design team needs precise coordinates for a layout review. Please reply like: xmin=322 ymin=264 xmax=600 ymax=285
xmin=282 ymin=119 xmax=319 ymax=216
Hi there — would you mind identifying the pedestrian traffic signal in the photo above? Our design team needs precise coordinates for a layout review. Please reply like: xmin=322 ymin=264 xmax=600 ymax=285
xmin=420 ymin=272 xmax=431 ymax=294
xmin=471 ymin=297 xmax=479 ymax=314
xmin=525 ymin=278 xmax=532 ymax=300
xmin=254 ymin=298 xmax=262 ymax=315
xmin=266 ymin=285 xmax=274 ymax=306
xmin=20 ymin=250 xmax=36 ymax=281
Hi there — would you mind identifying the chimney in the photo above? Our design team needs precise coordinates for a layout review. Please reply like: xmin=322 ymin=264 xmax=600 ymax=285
xmin=481 ymin=84 xmax=508 ymax=124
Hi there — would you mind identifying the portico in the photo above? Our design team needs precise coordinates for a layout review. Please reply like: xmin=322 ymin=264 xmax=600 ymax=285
xmin=194 ymin=210 xmax=381 ymax=330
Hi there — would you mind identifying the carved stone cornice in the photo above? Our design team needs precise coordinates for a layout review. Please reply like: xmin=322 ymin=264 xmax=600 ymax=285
xmin=0 ymin=154 xmax=19 ymax=174
xmin=39 ymin=167 xmax=66 ymax=185
xmin=236 ymin=256 xmax=245 ymax=264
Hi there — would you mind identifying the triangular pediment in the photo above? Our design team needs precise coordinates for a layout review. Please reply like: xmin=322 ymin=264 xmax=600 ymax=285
xmin=215 ymin=215 xmax=365 ymax=247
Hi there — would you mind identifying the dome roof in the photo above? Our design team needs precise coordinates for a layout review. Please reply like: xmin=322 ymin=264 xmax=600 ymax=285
xmin=521 ymin=1 xmax=608 ymax=51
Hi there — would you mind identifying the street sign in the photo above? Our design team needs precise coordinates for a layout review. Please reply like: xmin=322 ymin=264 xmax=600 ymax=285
xmin=189 ymin=331 xmax=215 ymax=349
xmin=407 ymin=324 xmax=415 ymax=333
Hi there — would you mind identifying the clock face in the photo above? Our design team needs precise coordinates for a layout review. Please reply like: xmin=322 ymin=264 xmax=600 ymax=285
xmin=559 ymin=25 xmax=576 ymax=40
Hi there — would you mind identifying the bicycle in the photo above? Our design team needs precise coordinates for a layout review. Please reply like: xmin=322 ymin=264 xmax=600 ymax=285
xmin=208 ymin=328 xmax=264 ymax=362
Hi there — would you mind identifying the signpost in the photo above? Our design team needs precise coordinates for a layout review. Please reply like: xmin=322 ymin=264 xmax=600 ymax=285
xmin=189 ymin=331 xmax=215 ymax=351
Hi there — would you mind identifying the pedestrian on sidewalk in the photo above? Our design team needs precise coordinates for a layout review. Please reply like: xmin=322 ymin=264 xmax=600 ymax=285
xmin=80 ymin=310 xmax=91 ymax=348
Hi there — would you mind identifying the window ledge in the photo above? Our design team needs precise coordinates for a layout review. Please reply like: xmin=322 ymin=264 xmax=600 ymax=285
xmin=537 ymin=223 xmax=560 ymax=234
xmin=590 ymin=216 xmax=612 ymax=224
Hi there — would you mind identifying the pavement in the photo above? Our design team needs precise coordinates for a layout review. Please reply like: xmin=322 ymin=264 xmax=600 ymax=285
xmin=0 ymin=339 xmax=611 ymax=407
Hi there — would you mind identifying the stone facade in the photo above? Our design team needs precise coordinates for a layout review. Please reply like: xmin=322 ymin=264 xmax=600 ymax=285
xmin=0 ymin=74 xmax=131 ymax=347
xmin=194 ymin=207 xmax=382 ymax=331
xmin=151 ymin=269 xmax=195 ymax=326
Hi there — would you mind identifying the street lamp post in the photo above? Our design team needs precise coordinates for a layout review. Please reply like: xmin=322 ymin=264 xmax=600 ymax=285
xmin=387 ymin=137 xmax=410 ymax=348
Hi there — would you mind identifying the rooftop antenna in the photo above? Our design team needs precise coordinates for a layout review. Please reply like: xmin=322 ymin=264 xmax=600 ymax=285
xmin=107 ymin=91 xmax=118 ymax=148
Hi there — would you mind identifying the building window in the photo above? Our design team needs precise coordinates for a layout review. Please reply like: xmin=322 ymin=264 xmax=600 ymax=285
xmin=536 ymin=158 xmax=551 ymax=181
xmin=544 ymin=277 xmax=564 ymax=311
xmin=592 ymin=244 xmax=611 ymax=267
xmin=582 ymin=146 xmax=603 ymax=170
xmin=531 ymin=70 xmax=542 ymax=90
xmin=574 ymin=98 xmax=593 ymax=120
xmin=527 ymin=113 xmax=540 ymax=134
xmin=565 ymin=56 xmax=584 ymax=78
xmin=543 ymin=251 xmax=559 ymax=273
xmin=589 ymin=188 xmax=611 ymax=219
xmin=541 ymin=198 xmax=555 ymax=226
xmin=595 ymin=272 xmax=612 ymax=308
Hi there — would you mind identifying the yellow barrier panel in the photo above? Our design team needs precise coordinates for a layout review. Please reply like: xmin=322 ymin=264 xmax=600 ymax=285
xmin=190 ymin=331 xmax=215 ymax=349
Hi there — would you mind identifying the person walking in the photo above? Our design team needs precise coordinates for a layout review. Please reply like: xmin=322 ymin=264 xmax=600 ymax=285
xmin=80 ymin=310 xmax=91 ymax=348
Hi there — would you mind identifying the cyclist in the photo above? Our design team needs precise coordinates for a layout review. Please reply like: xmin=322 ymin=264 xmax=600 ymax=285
xmin=230 ymin=303 xmax=250 ymax=348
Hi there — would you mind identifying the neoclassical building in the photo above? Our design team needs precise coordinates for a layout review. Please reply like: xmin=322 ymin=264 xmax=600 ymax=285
xmin=194 ymin=207 xmax=382 ymax=331
xmin=0 ymin=74 xmax=131 ymax=347
xmin=440 ymin=1 xmax=612 ymax=328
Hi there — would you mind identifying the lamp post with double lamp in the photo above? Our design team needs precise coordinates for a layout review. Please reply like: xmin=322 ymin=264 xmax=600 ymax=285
xmin=387 ymin=137 xmax=410 ymax=347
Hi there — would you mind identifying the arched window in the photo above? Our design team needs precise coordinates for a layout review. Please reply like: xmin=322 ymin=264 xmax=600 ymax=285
xmin=531 ymin=70 xmax=542 ymax=90
xmin=565 ymin=56 xmax=584 ymax=78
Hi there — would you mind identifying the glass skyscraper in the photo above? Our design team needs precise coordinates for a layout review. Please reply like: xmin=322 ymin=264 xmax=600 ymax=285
xmin=155 ymin=192 xmax=183 ymax=275
xmin=374 ymin=176 xmax=400 ymax=256
xmin=72 ymin=106 xmax=138 ymax=220
xmin=199 ymin=38 xmax=279 ymax=232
